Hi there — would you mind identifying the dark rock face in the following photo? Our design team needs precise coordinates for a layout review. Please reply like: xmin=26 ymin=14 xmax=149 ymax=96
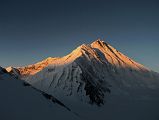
xmin=84 ymin=79 xmax=108 ymax=106
xmin=75 ymin=54 xmax=111 ymax=105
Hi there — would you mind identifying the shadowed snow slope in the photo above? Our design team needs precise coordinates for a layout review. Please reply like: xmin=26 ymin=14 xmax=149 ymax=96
xmin=0 ymin=67 xmax=81 ymax=120
xmin=1 ymin=66 xmax=159 ymax=120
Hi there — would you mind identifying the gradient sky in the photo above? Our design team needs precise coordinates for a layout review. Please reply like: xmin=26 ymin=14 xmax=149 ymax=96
xmin=0 ymin=0 xmax=159 ymax=72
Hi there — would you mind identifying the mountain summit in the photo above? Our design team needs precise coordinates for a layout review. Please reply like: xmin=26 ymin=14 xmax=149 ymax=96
xmin=6 ymin=39 xmax=159 ymax=105
xmin=91 ymin=39 xmax=148 ymax=70
xmin=8 ymin=39 xmax=148 ymax=76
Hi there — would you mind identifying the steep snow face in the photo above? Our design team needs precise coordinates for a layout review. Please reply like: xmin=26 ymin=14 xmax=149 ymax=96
xmin=91 ymin=40 xmax=149 ymax=71
xmin=20 ymin=44 xmax=111 ymax=105
xmin=8 ymin=39 xmax=159 ymax=105
xmin=0 ymin=69 xmax=80 ymax=120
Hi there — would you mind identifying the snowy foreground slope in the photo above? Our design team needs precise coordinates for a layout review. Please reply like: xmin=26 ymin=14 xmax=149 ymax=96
xmin=0 ymin=67 xmax=80 ymax=120
xmin=5 ymin=39 xmax=159 ymax=120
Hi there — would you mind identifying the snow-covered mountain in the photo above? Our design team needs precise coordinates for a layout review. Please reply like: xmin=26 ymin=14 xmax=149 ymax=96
xmin=3 ymin=39 xmax=159 ymax=120
xmin=6 ymin=39 xmax=159 ymax=106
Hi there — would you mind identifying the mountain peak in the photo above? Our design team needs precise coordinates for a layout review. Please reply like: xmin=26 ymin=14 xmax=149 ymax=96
xmin=91 ymin=39 xmax=110 ymax=49
xmin=91 ymin=39 xmax=105 ymax=45
xmin=6 ymin=66 xmax=14 ymax=72
xmin=11 ymin=39 xmax=150 ymax=79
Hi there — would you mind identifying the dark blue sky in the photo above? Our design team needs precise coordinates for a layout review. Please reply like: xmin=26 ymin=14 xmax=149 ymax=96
xmin=0 ymin=0 xmax=159 ymax=72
